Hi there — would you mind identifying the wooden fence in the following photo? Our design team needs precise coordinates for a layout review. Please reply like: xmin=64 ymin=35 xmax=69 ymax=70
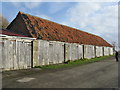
xmin=33 ymin=40 xmax=113 ymax=67
xmin=1 ymin=38 xmax=114 ymax=71
xmin=1 ymin=38 xmax=32 ymax=71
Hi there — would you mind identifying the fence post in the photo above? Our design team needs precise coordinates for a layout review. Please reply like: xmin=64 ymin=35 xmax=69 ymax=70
xmin=94 ymin=45 xmax=96 ymax=58
xmin=82 ymin=45 xmax=84 ymax=59
xmin=32 ymin=40 xmax=39 ymax=67
xmin=103 ymin=47 xmax=104 ymax=56
xmin=64 ymin=43 xmax=66 ymax=62
xmin=0 ymin=38 xmax=2 ymax=90
xmin=64 ymin=43 xmax=69 ymax=62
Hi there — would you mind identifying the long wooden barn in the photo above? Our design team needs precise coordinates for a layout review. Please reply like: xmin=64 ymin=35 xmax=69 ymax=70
xmin=0 ymin=12 xmax=114 ymax=71
xmin=7 ymin=12 xmax=112 ymax=47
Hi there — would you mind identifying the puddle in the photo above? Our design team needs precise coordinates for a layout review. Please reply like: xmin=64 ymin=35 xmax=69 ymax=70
xmin=17 ymin=77 xmax=35 ymax=83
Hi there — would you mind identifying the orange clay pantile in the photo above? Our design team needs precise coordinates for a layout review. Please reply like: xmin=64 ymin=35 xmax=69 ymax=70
xmin=7 ymin=12 xmax=112 ymax=47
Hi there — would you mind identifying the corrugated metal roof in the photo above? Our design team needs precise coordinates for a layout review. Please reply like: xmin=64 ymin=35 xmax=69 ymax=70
xmin=7 ymin=12 xmax=112 ymax=47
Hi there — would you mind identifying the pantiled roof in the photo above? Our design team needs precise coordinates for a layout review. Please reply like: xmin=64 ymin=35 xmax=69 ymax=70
xmin=7 ymin=12 xmax=112 ymax=47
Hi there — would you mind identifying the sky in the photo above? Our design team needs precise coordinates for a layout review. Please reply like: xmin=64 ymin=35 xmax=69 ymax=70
xmin=1 ymin=0 xmax=119 ymax=49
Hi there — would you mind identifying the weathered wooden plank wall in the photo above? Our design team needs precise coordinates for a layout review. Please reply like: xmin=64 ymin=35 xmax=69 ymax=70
xmin=35 ymin=40 xmax=64 ymax=66
xmin=84 ymin=45 xmax=95 ymax=59
xmin=1 ymin=38 xmax=32 ymax=71
xmin=1 ymin=38 xmax=114 ymax=71
xmin=0 ymin=38 xmax=2 ymax=90
xmin=64 ymin=43 xmax=83 ymax=62
xmin=109 ymin=47 xmax=113 ymax=55
xmin=0 ymin=39 xmax=3 ymax=70
xmin=104 ymin=47 xmax=110 ymax=56
xmin=96 ymin=46 xmax=103 ymax=57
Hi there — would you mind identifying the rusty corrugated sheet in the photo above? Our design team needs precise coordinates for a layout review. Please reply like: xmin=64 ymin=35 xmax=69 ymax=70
xmin=7 ymin=12 xmax=112 ymax=47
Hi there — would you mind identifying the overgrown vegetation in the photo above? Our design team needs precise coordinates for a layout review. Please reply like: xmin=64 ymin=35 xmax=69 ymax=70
xmin=34 ymin=55 xmax=113 ymax=69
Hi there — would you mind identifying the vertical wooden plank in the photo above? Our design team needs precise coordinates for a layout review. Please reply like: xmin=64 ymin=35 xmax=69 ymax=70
xmin=24 ymin=42 xmax=27 ymax=69
xmin=23 ymin=41 xmax=26 ymax=69
xmin=18 ymin=41 xmax=21 ymax=69
xmin=59 ymin=42 xmax=64 ymax=64
xmin=10 ymin=41 xmax=13 ymax=70
xmin=2 ymin=40 xmax=4 ymax=70
xmin=62 ymin=43 xmax=65 ymax=63
xmin=33 ymin=40 xmax=39 ymax=67
xmin=25 ymin=42 xmax=28 ymax=69
xmin=1 ymin=40 xmax=5 ymax=70
xmin=54 ymin=42 xmax=57 ymax=64
xmin=64 ymin=43 xmax=68 ymax=62
xmin=22 ymin=41 xmax=24 ymax=68
xmin=0 ymin=39 xmax=2 ymax=70
xmin=39 ymin=40 xmax=43 ymax=65
xmin=29 ymin=42 xmax=32 ymax=68
xmin=26 ymin=42 xmax=32 ymax=68
xmin=76 ymin=44 xmax=79 ymax=60
xmin=17 ymin=41 xmax=20 ymax=69
xmin=57 ymin=43 xmax=60 ymax=64
xmin=19 ymin=41 xmax=22 ymax=69
xmin=8 ymin=40 xmax=11 ymax=70
xmin=43 ymin=41 xmax=46 ymax=65
xmin=54 ymin=42 xmax=58 ymax=64
xmin=25 ymin=42 xmax=28 ymax=68
xmin=13 ymin=40 xmax=18 ymax=70
xmin=5 ymin=40 xmax=10 ymax=70
xmin=58 ymin=43 xmax=61 ymax=63
xmin=68 ymin=43 xmax=70 ymax=61
xmin=16 ymin=40 xmax=19 ymax=69
xmin=47 ymin=41 xmax=49 ymax=65
xmin=70 ymin=44 xmax=72 ymax=60
xmin=43 ymin=41 xmax=47 ymax=65
xmin=19 ymin=41 xmax=23 ymax=69
xmin=10 ymin=41 xmax=14 ymax=70
xmin=49 ymin=42 xmax=54 ymax=65
xmin=45 ymin=41 xmax=49 ymax=65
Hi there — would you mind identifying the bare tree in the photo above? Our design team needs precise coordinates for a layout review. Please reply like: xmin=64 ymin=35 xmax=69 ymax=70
xmin=111 ymin=41 xmax=117 ymax=51
xmin=0 ymin=14 xmax=9 ymax=29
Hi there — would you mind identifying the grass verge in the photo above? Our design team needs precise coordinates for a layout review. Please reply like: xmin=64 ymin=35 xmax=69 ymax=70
xmin=34 ymin=55 xmax=114 ymax=69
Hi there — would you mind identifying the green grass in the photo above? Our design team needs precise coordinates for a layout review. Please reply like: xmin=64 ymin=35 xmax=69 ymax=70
xmin=34 ymin=55 xmax=114 ymax=69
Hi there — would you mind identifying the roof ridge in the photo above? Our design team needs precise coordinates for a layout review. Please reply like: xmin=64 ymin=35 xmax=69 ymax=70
xmin=20 ymin=12 xmax=101 ymax=38
xmin=7 ymin=12 xmax=112 ymax=47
